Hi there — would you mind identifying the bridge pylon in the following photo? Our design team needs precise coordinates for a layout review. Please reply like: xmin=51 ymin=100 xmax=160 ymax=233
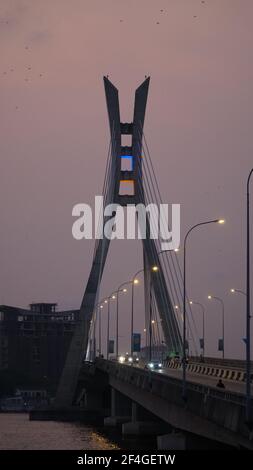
xmin=55 ymin=77 xmax=182 ymax=407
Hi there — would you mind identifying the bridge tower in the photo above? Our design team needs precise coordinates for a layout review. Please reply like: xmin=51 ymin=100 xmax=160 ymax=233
xmin=55 ymin=77 xmax=182 ymax=407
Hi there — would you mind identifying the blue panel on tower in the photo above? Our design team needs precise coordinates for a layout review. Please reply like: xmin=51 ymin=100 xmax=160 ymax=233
xmin=120 ymin=155 xmax=133 ymax=171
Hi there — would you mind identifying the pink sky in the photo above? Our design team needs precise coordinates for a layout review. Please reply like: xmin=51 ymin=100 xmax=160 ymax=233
xmin=0 ymin=0 xmax=253 ymax=358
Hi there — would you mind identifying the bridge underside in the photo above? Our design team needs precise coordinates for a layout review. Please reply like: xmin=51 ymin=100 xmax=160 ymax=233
xmin=77 ymin=359 xmax=253 ymax=450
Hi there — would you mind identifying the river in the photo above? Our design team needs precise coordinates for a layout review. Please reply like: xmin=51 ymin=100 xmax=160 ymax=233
xmin=0 ymin=413 xmax=156 ymax=450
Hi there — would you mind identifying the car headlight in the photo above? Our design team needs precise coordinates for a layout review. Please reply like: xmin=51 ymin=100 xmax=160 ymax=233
xmin=136 ymin=357 xmax=139 ymax=362
xmin=159 ymin=363 xmax=162 ymax=368
xmin=118 ymin=355 xmax=125 ymax=363
xmin=148 ymin=362 xmax=154 ymax=368
xmin=128 ymin=357 xmax=133 ymax=363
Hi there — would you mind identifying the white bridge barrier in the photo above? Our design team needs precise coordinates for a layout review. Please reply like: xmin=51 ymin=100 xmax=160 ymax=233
xmin=163 ymin=360 xmax=249 ymax=383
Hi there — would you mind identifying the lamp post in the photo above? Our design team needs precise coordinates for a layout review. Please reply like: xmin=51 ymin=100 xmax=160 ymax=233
xmin=107 ymin=292 xmax=117 ymax=359
xmin=246 ymin=168 xmax=253 ymax=426
xmin=130 ymin=269 xmax=144 ymax=356
xmin=182 ymin=218 xmax=225 ymax=401
xmin=208 ymin=295 xmax=225 ymax=359
xmin=190 ymin=300 xmax=205 ymax=358
xmin=92 ymin=299 xmax=106 ymax=359
xmin=98 ymin=304 xmax=103 ymax=355
xmin=92 ymin=306 xmax=98 ymax=361
xmin=149 ymin=265 xmax=159 ymax=362
xmin=116 ymin=282 xmax=130 ymax=358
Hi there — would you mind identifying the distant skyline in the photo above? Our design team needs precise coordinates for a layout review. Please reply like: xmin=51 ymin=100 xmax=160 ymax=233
xmin=1 ymin=0 xmax=253 ymax=359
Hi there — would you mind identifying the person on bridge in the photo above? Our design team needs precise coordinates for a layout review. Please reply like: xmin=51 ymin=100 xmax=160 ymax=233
xmin=216 ymin=379 xmax=225 ymax=389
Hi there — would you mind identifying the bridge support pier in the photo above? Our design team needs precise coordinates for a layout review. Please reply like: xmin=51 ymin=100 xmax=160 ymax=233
xmin=78 ymin=388 xmax=104 ymax=411
xmin=157 ymin=432 xmax=186 ymax=450
xmin=122 ymin=401 xmax=167 ymax=436
xmin=104 ymin=388 xmax=131 ymax=427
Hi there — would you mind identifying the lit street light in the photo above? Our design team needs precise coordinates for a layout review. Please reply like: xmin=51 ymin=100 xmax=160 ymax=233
xmin=103 ymin=292 xmax=117 ymax=359
xmin=246 ymin=168 xmax=253 ymax=427
xmin=116 ymin=282 xmax=130 ymax=358
xmin=130 ymin=269 xmax=144 ymax=356
xmin=230 ymin=288 xmax=246 ymax=297
xmin=190 ymin=300 xmax=205 ymax=358
xmin=182 ymin=218 xmax=225 ymax=401
xmin=208 ymin=295 xmax=225 ymax=359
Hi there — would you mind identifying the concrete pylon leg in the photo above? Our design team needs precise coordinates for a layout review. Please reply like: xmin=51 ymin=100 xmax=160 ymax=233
xmin=104 ymin=388 xmax=131 ymax=427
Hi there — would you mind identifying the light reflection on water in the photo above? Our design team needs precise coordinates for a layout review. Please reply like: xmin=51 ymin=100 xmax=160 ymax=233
xmin=0 ymin=413 xmax=119 ymax=450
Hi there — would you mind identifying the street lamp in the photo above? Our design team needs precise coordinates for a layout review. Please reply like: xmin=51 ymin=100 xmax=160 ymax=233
xmin=98 ymin=304 xmax=103 ymax=356
xmin=92 ymin=299 xmax=107 ymax=359
xmin=182 ymin=218 xmax=225 ymax=401
xmin=190 ymin=300 xmax=205 ymax=358
xmin=246 ymin=168 xmax=253 ymax=427
xmin=208 ymin=295 xmax=225 ymax=359
xmin=130 ymin=269 xmax=144 ymax=356
xmin=106 ymin=292 xmax=117 ymax=359
xmin=230 ymin=288 xmax=246 ymax=297
xmin=116 ymin=282 xmax=130 ymax=358
xmin=149 ymin=267 xmax=160 ymax=362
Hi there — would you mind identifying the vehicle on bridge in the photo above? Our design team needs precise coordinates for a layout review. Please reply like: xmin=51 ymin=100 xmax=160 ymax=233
xmin=118 ymin=354 xmax=140 ymax=365
xmin=145 ymin=360 xmax=163 ymax=371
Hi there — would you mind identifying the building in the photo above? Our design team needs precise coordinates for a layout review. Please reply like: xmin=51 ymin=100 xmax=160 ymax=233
xmin=0 ymin=302 xmax=79 ymax=395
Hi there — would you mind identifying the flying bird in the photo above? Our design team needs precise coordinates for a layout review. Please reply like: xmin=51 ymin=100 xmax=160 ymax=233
xmin=156 ymin=22 xmax=160 ymax=24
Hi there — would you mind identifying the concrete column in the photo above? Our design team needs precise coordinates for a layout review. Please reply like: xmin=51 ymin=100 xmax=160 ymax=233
xmin=131 ymin=402 xmax=138 ymax=423
xmin=122 ymin=401 xmax=166 ymax=436
xmin=111 ymin=388 xmax=116 ymax=417
xmin=79 ymin=388 xmax=103 ymax=410
xmin=104 ymin=388 xmax=131 ymax=427
xmin=157 ymin=432 xmax=186 ymax=450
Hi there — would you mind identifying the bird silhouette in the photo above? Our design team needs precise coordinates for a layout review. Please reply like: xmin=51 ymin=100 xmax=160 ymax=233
xmin=156 ymin=22 xmax=160 ymax=24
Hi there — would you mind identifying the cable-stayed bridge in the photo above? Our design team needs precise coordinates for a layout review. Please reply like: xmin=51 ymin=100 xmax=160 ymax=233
xmin=47 ymin=78 xmax=253 ymax=450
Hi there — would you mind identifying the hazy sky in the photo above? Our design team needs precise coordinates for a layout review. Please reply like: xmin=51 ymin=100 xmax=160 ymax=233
xmin=1 ymin=0 xmax=253 ymax=358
